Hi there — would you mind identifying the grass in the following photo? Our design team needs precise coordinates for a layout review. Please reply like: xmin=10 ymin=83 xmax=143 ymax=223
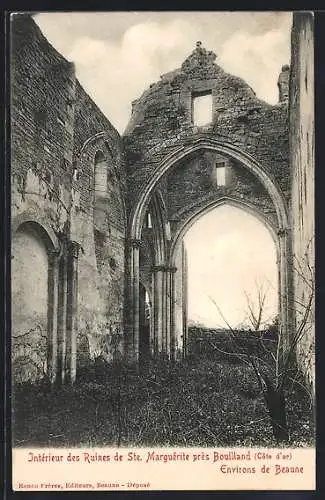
xmin=12 ymin=349 xmax=315 ymax=448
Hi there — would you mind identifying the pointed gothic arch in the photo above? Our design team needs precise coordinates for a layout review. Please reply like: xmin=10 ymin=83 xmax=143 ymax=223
xmin=127 ymin=139 xmax=292 ymax=362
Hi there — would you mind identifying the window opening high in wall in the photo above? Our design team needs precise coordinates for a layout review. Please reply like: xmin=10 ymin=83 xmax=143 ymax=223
xmin=192 ymin=92 xmax=212 ymax=126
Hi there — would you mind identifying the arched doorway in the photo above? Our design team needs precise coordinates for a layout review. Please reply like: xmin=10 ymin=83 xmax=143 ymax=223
xmin=128 ymin=140 xmax=291 ymax=361
xmin=11 ymin=217 xmax=81 ymax=384
xmin=180 ymin=204 xmax=278 ymax=355
xmin=12 ymin=221 xmax=57 ymax=382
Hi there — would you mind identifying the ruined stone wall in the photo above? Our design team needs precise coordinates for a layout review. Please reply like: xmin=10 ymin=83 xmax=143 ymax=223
xmin=11 ymin=14 xmax=74 ymax=381
xmin=166 ymin=150 xmax=278 ymax=231
xmin=11 ymin=15 xmax=74 ymax=235
xmin=12 ymin=225 xmax=50 ymax=382
xmin=123 ymin=44 xmax=290 ymax=219
xmin=71 ymin=82 xmax=126 ymax=364
xmin=123 ymin=42 xmax=290 ymax=361
xmin=289 ymin=12 xmax=315 ymax=392
xmin=11 ymin=15 xmax=126 ymax=380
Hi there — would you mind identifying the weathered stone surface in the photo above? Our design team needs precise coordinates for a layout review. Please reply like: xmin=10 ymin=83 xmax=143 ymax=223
xmin=289 ymin=12 xmax=315 ymax=393
xmin=10 ymin=15 xmax=314 ymax=392
xmin=122 ymin=40 xmax=293 ymax=365
xmin=11 ymin=15 xmax=125 ymax=381
xmin=124 ymin=41 xmax=290 ymax=218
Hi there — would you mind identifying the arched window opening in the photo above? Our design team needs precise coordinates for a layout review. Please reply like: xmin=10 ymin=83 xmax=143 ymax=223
xmin=94 ymin=150 xmax=107 ymax=197
xmin=93 ymin=150 xmax=109 ymax=235
xmin=145 ymin=211 xmax=152 ymax=229
xmin=183 ymin=205 xmax=278 ymax=334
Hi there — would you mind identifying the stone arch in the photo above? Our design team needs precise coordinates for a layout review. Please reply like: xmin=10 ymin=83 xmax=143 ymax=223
xmin=90 ymin=139 xmax=126 ymax=235
xmin=73 ymin=132 xmax=126 ymax=367
xmin=127 ymin=139 xmax=292 ymax=361
xmin=169 ymin=196 xmax=280 ymax=267
xmin=130 ymin=138 xmax=289 ymax=241
xmin=14 ymin=220 xmax=56 ymax=253
xmin=74 ymin=131 xmax=127 ymax=230
xmin=12 ymin=219 xmax=59 ymax=383
xmin=130 ymin=190 xmax=168 ymax=360
xmin=168 ymin=197 xmax=281 ymax=356
xmin=77 ymin=131 xmax=119 ymax=161
xmin=12 ymin=212 xmax=60 ymax=252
